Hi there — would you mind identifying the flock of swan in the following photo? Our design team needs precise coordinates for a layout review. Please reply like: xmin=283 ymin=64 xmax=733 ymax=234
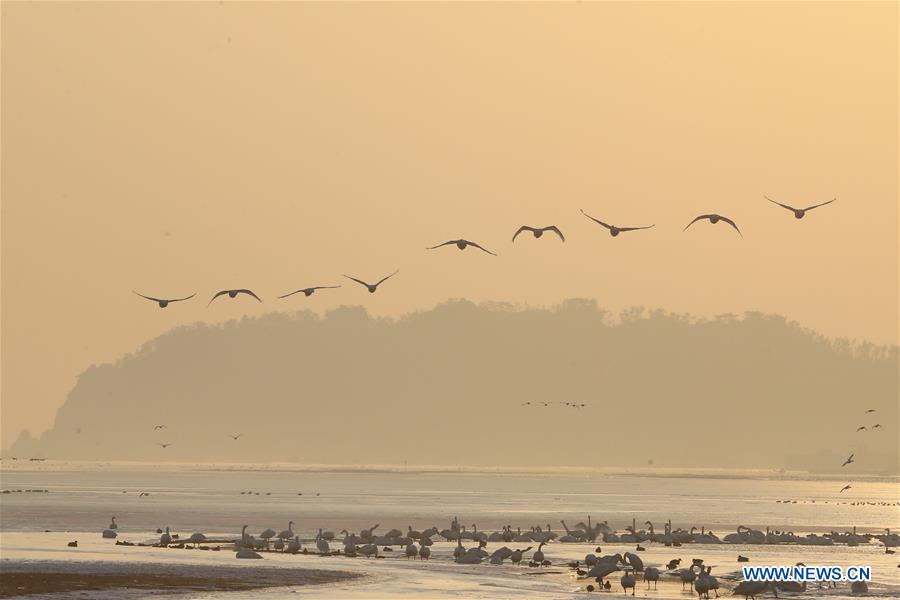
xmin=93 ymin=515 xmax=899 ymax=596
xmin=132 ymin=198 xmax=836 ymax=309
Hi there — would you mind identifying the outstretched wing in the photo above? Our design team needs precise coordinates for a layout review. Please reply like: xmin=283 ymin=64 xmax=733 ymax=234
xmin=311 ymin=285 xmax=341 ymax=291
xmin=236 ymin=289 xmax=262 ymax=302
xmin=801 ymin=198 xmax=835 ymax=212
xmin=133 ymin=291 xmax=163 ymax=303
xmin=278 ymin=289 xmax=305 ymax=299
xmin=718 ymin=215 xmax=743 ymax=237
xmin=426 ymin=240 xmax=457 ymax=250
xmin=343 ymin=275 xmax=370 ymax=288
xmin=468 ymin=241 xmax=497 ymax=256
xmin=617 ymin=225 xmax=655 ymax=233
xmin=683 ymin=215 xmax=712 ymax=231
xmin=765 ymin=196 xmax=797 ymax=212
xmin=169 ymin=293 xmax=196 ymax=303
xmin=580 ymin=209 xmax=612 ymax=230
xmin=544 ymin=226 xmax=565 ymax=241
xmin=375 ymin=270 xmax=400 ymax=286
xmin=511 ymin=226 xmax=533 ymax=242
xmin=208 ymin=290 xmax=231 ymax=306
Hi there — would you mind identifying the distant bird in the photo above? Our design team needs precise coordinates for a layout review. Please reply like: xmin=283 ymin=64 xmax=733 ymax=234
xmin=427 ymin=239 xmax=496 ymax=256
xmin=683 ymin=214 xmax=742 ymax=237
xmin=109 ymin=517 xmax=118 ymax=530
xmin=512 ymin=225 xmax=565 ymax=243
xmin=865 ymin=409 xmax=876 ymax=413
xmin=67 ymin=540 xmax=78 ymax=547
xmin=765 ymin=196 xmax=835 ymax=219
xmin=278 ymin=285 xmax=341 ymax=299
xmin=157 ymin=443 xmax=172 ymax=449
xmin=343 ymin=270 xmax=399 ymax=293
xmin=230 ymin=433 xmax=242 ymax=440
xmin=842 ymin=453 xmax=854 ymax=467
xmin=153 ymin=425 xmax=166 ymax=430
xmin=857 ymin=426 xmax=867 ymax=432
xmin=580 ymin=210 xmax=655 ymax=237
xmin=840 ymin=484 xmax=852 ymax=493
xmin=873 ymin=424 xmax=882 ymax=429
xmin=208 ymin=289 xmax=261 ymax=305
xmin=133 ymin=291 xmax=195 ymax=308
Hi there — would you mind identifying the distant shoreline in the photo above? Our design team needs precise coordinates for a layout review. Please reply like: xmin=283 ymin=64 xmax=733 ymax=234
xmin=0 ymin=560 xmax=360 ymax=599
xmin=1 ymin=459 xmax=898 ymax=482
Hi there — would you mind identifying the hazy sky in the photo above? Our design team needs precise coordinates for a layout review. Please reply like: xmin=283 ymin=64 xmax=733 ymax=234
xmin=2 ymin=2 xmax=898 ymax=447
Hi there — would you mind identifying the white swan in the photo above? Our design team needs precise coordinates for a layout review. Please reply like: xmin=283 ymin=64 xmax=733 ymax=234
xmin=533 ymin=542 xmax=546 ymax=565
xmin=621 ymin=569 xmax=637 ymax=596
xmin=277 ymin=521 xmax=295 ymax=541
xmin=316 ymin=529 xmax=330 ymax=554
xmin=159 ymin=526 xmax=172 ymax=546
xmin=109 ymin=517 xmax=118 ymax=530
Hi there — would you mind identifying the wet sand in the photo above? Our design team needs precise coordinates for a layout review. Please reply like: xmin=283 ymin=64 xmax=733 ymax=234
xmin=0 ymin=561 xmax=360 ymax=598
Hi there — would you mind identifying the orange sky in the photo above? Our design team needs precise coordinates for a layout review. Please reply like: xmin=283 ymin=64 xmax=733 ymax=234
xmin=2 ymin=1 xmax=898 ymax=447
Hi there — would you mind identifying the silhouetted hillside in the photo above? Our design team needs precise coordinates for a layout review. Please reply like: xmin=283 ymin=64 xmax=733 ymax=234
xmin=9 ymin=300 xmax=899 ymax=473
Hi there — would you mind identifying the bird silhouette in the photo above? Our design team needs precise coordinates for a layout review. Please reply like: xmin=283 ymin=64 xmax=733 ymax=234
xmin=230 ymin=433 xmax=242 ymax=440
xmin=683 ymin=214 xmax=742 ymax=236
xmin=857 ymin=426 xmax=867 ymax=432
xmin=278 ymin=286 xmax=341 ymax=299
xmin=765 ymin=196 xmax=835 ymax=219
xmin=872 ymin=424 xmax=882 ymax=429
xmin=580 ymin=210 xmax=655 ymax=237
xmin=133 ymin=291 xmax=195 ymax=308
xmin=842 ymin=454 xmax=854 ymax=467
xmin=840 ymin=484 xmax=851 ymax=493
xmin=865 ymin=409 xmax=876 ymax=413
xmin=157 ymin=443 xmax=172 ymax=449
xmin=427 ymin=239 xmax=496 ymax=255
xmin=512 ymin=225 xmax=565 ymax=242
xmin=208 ymin=289 xmax=262 ymax=306
xmin=153 ymin=425 xmax=166 ymax=430
xmin=343 ymin=270 xmax=399 ymax=293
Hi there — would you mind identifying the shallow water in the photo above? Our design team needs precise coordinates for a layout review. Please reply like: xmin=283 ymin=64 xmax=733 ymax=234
xmin=1 ymin=462 xmax=898 ymax=599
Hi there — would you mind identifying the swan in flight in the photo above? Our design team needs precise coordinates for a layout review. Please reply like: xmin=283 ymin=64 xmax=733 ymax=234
xmin=872 ymin=424 xmax=882 ymax=429
xmin=344 ymin=271 xmax=398 ymax=293
xmin=840 ymin=484 xmax=851 ymax=493
xmin=842 ymin=453 xmax=854 ymax=467
xmin=278 ymin=285 xmax=341 ymax=299
xmin=230 ymin=433 xmax=242 ymax=440
xmin=208 ymin=289 xmax=262 ymax=305
xmin=427 ymin=239 xmax=497 ymax=256
xmin=683 ymin=214 xmax=742 ymax=237
xmin=133 ymin=291 xmax=195 ymax=308
xmin=512 ymin=225 xmax=565 ymax=243
xmin=865 ymin=409 xmax=876 ymax=413
xmin=157 ymin=443 xmax=172 ymax=449
xmin=765 ymin=196 xmax=835 ymax=219
xmin=153 ymin=425 xmax=167 ymax=430
xmin=856 ymin=426 xmax=867 ymax=432
xmin=580 ymin=210 xmax=655 ymax=237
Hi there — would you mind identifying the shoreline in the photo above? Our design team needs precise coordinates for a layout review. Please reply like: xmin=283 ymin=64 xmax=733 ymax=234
xmin=1 ymin=459 xmax=898 ymax=481
xmin=0 ymin=560 xmax=361 ymax=598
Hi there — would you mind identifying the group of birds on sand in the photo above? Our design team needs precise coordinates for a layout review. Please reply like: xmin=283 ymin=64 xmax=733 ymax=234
xmin=839 ymin=408 xmax=883 ymax=494
xmin=133 ymin=198 xmax=836 ymax=309
xmin=93 ymin=515 xmax=896 ymax=597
